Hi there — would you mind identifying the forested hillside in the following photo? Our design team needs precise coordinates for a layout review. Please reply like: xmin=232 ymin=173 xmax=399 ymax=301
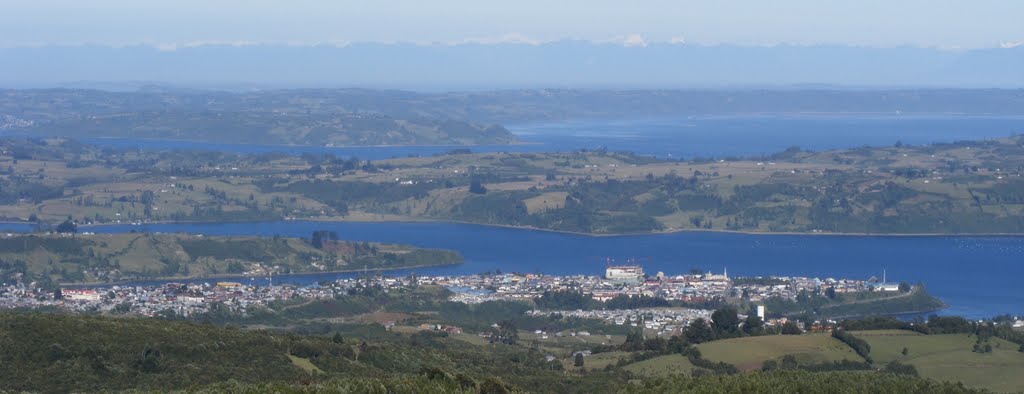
xmin=0 ymin=312 xmax=986 ymax=393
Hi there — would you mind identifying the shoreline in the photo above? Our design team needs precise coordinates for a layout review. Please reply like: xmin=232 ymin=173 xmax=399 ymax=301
xmin=786 ymin=287 xmax=949 ymax=320
xmin=826 ymin=305 xmax=949 ymax=321
xmin=66 ymin=135 xmax=532 ymax=149
xmin=75 ymin=216 xmax=1024 ymax=239
xmin=58 ymin=261 xmax=462 ymax=288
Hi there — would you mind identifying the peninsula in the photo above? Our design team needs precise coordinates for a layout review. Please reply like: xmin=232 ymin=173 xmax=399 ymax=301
xmin=0 ymin=232 xmax=462 ymax=286
xmin=3 ymin=135 xmax=1024 ymax=235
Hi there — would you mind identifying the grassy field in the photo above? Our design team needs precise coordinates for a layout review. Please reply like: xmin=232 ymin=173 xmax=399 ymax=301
xmin=287 ymin=354 xmax=323 ymax=375
xmin=451 ymin=332 xmax=493 ymax=346
xmin=855 ymin=330 xmax=1024 ymax=392
xmin=696 ymin=334 xmax=862 ymax=371
xmin=519 ymin=332 xmax=623 ymax=348
xmin=621 ymin=354 xmax=697 ymax=377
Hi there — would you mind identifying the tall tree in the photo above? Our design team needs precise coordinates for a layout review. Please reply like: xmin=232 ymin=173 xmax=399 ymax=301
xmin=489 ymin=320 xmax=519 ymax=345
xmin=743 ymin=315 xmax=764 ymax=335
xmin=685 ymin=318 xmax=714 ymax=344
xmin=469 ymin=179 xmax=487 ymax=194
xmin=55 ymin=219 xmax=77 ymax=234
xmin=711 ymin=306 xmax=740 ymax=337
xmin=782 ymin=321 xmax=803 ymax=335
xmin=311 ymin=230 xmax=339 ymax=249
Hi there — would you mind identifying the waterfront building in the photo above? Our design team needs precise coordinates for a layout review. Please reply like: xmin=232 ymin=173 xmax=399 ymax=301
xmin=605 ymin=265 xmax=644 ymax=283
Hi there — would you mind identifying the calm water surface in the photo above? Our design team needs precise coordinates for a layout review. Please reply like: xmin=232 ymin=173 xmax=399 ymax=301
xmin=87 ymin=221 xmax=1024 ymax=319
xmin=75 ymin=115 xmax=1024 ymax=159
xmin=14 ymin=115 xmax=1024 ymax=319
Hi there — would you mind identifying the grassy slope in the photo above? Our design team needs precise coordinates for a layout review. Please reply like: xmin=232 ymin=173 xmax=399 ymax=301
xmin=696 ymin=334 xmax=863 ymax=371
xmin=856 ymin=329 xmax=1024 ymax=393
xmin=621 ymin=354 xmax=697 ymax=377
xmin=0 ymin=233 xmax=460 ymax=284
xmin=632 ymin=370 xmax=984 ymax=394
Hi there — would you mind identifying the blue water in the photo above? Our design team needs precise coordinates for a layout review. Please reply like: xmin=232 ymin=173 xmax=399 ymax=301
xmin=509 ymin=115 xmax=1024 ymax=158
xmin=88 ymin=221 xmax=1024 ymax=319
xmin=72 ymin=115 xmax=1024 ymax=159
xmin=0 ymin=223 xmax=33 ymax=232
xmin=14 ymin=115 xmax=1024 ymax=319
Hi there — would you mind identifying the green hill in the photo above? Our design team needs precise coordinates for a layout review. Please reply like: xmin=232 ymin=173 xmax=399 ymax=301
xmin=0 ymin=233 xmax=462 ymax=285
xmin=856 ymin=330 xmax=1024 ymax=393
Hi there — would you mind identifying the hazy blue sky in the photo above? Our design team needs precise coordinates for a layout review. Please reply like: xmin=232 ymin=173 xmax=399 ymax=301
xmin=2 ymin=0 xmax=1022 ymax=48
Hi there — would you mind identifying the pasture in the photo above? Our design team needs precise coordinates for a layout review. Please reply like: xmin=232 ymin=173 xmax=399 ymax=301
xmin=697 ymin=334 xmax=862 ymax=371
xmin=855 ymin=329 xmax=1024 ymax=393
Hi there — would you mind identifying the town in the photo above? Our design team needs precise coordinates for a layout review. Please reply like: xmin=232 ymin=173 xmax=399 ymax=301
xmin=1 ymin=264 xmax=911 ymax=333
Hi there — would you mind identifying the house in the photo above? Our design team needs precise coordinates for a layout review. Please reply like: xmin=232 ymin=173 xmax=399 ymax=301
xmin=591 ymin=291 xmax=619 ymax=302
xmin=62 ymin=289 xmax=101 ymax=301
xmin=444 ymin=326 xmax=463 ymax=335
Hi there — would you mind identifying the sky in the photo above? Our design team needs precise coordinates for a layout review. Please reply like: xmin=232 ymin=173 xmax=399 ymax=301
xmin=1 ymin=0 xmax=1023 ymax=49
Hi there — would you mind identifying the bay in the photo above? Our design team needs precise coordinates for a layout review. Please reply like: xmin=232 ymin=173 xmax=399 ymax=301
xmin=89 ymin=221 xmax=1024 ymax=320
xmin=508 ymin=115 xmax=1024 ymax=158
xmin=13 ymin=115 xmax=1024 ymax=320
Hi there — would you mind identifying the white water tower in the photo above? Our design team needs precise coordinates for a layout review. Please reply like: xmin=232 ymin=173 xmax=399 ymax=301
xmin=757 ymin=305 xmax=766 ymax=320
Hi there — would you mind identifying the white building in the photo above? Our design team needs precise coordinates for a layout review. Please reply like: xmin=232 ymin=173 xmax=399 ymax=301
xmin=605 ymin=265 xmax=644 ymax=283
xmin=704 ymin=268 xmax=730 ymax=282
xmin=62 ymin=289 xmax=101 ymax=301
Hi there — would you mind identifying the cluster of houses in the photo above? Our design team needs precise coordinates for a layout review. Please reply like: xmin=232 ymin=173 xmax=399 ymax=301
xmin=2 ymin=266 xmax=910 ymax=337
xmin=526 ymin=307 xmax=714 ymax=337
xmin=439 ymin=267 xmax=884 ymax=308
xmin=1 ymin=280 xmax=334 ymax=317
